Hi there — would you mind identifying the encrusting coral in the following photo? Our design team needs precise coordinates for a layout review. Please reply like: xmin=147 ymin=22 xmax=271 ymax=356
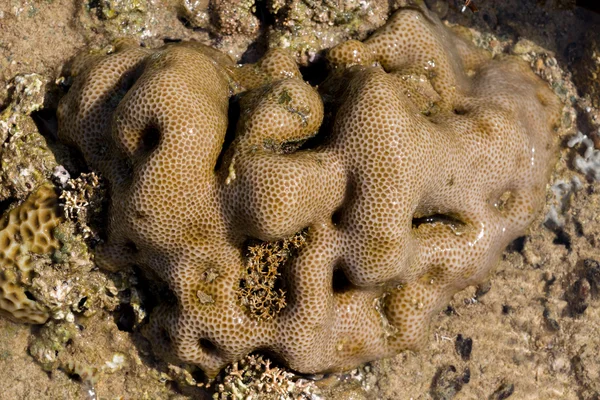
xmin=56 ymin=6 xmax=561 ymax=377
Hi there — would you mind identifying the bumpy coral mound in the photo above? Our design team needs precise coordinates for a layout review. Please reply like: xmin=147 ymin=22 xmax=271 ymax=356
xmin=0 ymin=184 xmax=61 ymax=324
xmin=57 ymin=7 xmax=561 ymax=377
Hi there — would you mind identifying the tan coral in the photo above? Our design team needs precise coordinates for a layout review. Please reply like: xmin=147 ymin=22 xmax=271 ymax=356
xmin=0 ymin=184 xmax=61 ymax=324
xmin=57 ymin=6 xmax=561 ymax=378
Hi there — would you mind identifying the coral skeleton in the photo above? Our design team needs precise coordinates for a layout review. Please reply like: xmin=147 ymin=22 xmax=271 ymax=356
xmin=0 ymin=184 xmax=60 ymax=323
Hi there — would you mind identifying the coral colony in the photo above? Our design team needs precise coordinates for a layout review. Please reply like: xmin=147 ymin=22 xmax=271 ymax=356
xmin=1 ymin=6 xmax=559 ymax=379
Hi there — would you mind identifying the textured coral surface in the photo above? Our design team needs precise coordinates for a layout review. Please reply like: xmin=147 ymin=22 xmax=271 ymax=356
xmin=56 ymin=6 xmax=561 ymax=377
xmin=0 ymin=184 xmax=60 ymax=324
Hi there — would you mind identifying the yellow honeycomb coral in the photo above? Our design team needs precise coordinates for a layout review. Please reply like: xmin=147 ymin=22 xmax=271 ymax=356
xmin=0 ymin=184 xmax=61 ymax=324
xmin=57 ymin=6 xmax=561 ymax=377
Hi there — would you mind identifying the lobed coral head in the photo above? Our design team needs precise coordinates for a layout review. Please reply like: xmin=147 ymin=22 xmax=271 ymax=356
xmin=56 ymin=7 xmax=561 ymax=377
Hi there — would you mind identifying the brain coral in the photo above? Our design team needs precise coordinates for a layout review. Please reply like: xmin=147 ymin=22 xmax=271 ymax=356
xmin=56 ymin=7 xmax=561 ymax=377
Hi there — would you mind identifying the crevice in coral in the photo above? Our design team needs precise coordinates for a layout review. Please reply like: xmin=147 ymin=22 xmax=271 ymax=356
xmin=452 ymin=106 xmax=468 ymax=116
xmin=199 ymin=338 xmax=219 ymax=356
xmin=24 ymin=290 xmax=36 ymax=301
xmin=214 ymin=96 xmax=240 ymax=172
xmin=31 ymin=108 xmax=58 ymax=140
xmin=254 ymin=0 xmax=275 ymax=27
xmin=0 ymin=197 xmax=15 ymax=218
xmin=158 ymin=327 xmax=172 ymax=347
xmin=412 ymin=213 xmax=466 ymax=230
xmin=332 ymin=264 xmax=353 ymax=293
xmin=31 ymin=106 xmax=89 ymax=175
xmin=506 ymin=236 xmax=525 ymax=253
xmin=331 ymin=208 xmax=343 ymax=226
xmin=130 ymin=265 xmax=174 ymax=314
xmin=238 ymin=0 xmax=273 ymax=64
xmin=300 ymin=57 xmax=329 ymax=86
xmin=329 ymin=178 xmax=355 ymax=229
xmin=115 ymin=303 xmax=135 ymax=332
xmin=76 ymin=296 xmax=88 ymax=311
xmin=120 ymin=64 xmax=145 ymax=95
xmin=295 ymin=124 xmax=330 ymax=151
xmin=138 ymin=124 xmax=161 ymax=155
xmin=163 ymin=37 xmax=182 ymax=44
xmin=124 ymin=240 xmax=139 ymax=254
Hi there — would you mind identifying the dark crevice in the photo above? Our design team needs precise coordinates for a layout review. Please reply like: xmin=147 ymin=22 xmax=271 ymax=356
xmin=332 ymin=264 xmax=353 ymax=293
xmin=115 ymin=303 xmax=136 ymax=332
xmin=31 ymin=107 xmax=89 ymax=175
xmin=215 ymin=96 xmax=240 ymax=172
xmin=93 ymin=190 xmax=112 ymax=244
xmin=173 ymin=3 xmax=211 ymax=35
xmin=490 ymin=383 xmax=515 ymax=400
xmin=120 ymin=64 xmax=145 ymax=95
xmin=191 ymin=368 xmax=207 ymax=384
xmin=331 ymin=208 xmax=343 ymax=226
xmin=577 ymin=0 xmax=600 ymax=13
xmin=574 ymin=219 xmax=584 ymax=237
xmin=176 ymin=14 xmax=193 ymax=30
xmin=238 ymin=0 xmax=272 ymax=64
xmin=130 ymin=266 xmax=173 ymax=314
xmin=543 ymin=307 xmax=560 ymax=331
xmin=88 ymin=0 xmax=107 ymax=20
xmin=295 ymin=124 xmax=330 ymax=151
xmin=0 ymin=197 xmax=15 ymax=217
xmin=299 ymin=56 xmax=328 ymax=86
xmin=276 ymin=137 xmax=309 ymax=154
xmin=66 ymin=372 xmax=83 ymax=383
xmin=124 ymin=240 xmax=139 ymax=253
xmin=163 ymin=37 xmax=183 ymax=44
xmin=331 ymin=178 xmax=356 ymax=229
xmin=455 ymin=334 xmax=473 ymax=361
xmin=31 ymin=108 xmax=59 ymax=140
xmin=159 ymin=327 xmax=172 ymax=346
xmin=24 ymin=291 xmax=36 ymax=301
xmin=506 ymin=236 xmax=526 ymax=253
xmin=584 ymin=259 xmax=600 ymax=298
xmin=157 ymin=283 xmax=178 ymax=309
xmin=552 ymin=228 xmax=572 ymax=250
xmin=239 ymin=40 xmax=269 ymax=64
xmin=254 ymin=0 xmax=275 ymax=26
xmin=412 ymin=213 xmax=465 ymax=229
xmin=138 ymin=124 xmax=161 ymax=155
xmin=77 ymin=296 xmax=88 ymax=310
xmin=199 ymin=338 xmax=219 ymax=355
xmin=297 ymin=86 xmax=343 ymax=152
